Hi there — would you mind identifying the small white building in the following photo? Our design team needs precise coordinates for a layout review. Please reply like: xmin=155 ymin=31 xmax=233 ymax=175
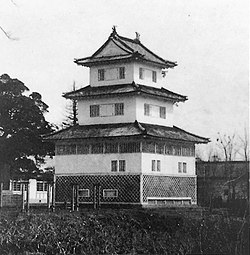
xmin=45 ymin=28 xmax=209 ymax=207
xmin=10 ymin=179 xmax=51 ymax=204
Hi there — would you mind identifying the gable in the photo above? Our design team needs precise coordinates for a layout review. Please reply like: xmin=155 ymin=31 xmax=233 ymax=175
xmin=94 ymin=40 xmax=130 ymax=57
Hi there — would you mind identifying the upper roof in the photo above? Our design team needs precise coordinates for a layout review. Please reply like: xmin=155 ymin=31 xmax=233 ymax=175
xmin=44 ymin=121 xmax=209 ymax=144
xmin=63 ymin=82 xmax=187 ymax=102
xmin=74 ymin=27 xmax=177 ymax=68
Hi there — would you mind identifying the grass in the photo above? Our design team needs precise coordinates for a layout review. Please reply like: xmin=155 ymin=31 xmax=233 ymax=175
xmin=0 ymin=208 xmax=248 ymax=254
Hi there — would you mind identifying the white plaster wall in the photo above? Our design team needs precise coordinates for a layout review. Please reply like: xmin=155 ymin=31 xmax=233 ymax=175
xmin=78 ymin=95 xmax=137 ymax=125
xmin=90 ymin=63 xmax=134 ymax=86
xmin=55 ymin=153 xmax=142 ymax=175
xmin=135 ymin=96 xmax=174 ymax=126
xmin=133 ymin=62 xmax=165 ymax=88
xmin=141 ymin=153 xmax=196 ymax=176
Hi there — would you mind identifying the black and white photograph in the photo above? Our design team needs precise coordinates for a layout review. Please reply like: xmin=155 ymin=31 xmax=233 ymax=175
xmin=0 ymin=0 xmax=249 ymax=254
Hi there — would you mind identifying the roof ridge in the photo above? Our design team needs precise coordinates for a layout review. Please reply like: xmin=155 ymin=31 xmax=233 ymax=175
xmin=117 ymin=33 xmax=177 ymax=67
xmin=110 ymin=38 xmax=134 ymax=54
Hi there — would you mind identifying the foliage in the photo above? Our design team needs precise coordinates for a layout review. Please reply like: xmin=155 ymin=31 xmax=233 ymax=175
xmin=0 ymin=209 xmax=248 ymax=255
xmin=0 ymin=74 xmax=54 ymax=178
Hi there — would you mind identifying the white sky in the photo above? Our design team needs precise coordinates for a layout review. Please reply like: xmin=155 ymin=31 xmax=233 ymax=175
xmin=1 ymin=0 xmax=249 ymax=143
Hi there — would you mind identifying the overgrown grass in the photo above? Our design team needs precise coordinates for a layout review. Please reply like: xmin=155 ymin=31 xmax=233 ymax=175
xmin=0 ymin=208 xmax=248 ymax=254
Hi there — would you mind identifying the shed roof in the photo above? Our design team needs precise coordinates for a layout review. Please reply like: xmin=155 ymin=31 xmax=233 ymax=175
xmin=74 ymin=28 xmax=177 ymax=68
xmin=63 ymin=82 xmax=187 ymax=102
xmin=44 ymin=121 xmax=209 ymax=144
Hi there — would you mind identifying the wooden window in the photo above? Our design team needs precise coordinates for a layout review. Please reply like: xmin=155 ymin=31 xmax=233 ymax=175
xmin=91 ymin=143 xmax=103 ymax=154
xmin=152 ymin=71 xmax=157 ymax=82
xmin=90 ymin=105 xmax=100 ymax=117
xmin=178 ymin=162 xmax=182 ymax=173
xmin=119 ymin=142 xmax=140 ymax=153
xmin=65 ymin=144 xmax=76 ymax=154
xmin=111 ymin=160 xmax=118 ymax=172
xmin=78 ymin=189 xmax=90 ymax=197
xmin=183 ymin=162 xmax=187 ymax=173
xmin=103 ymin=189 xmax=118 ymax=198
xmin=142 ymin=141 xmax=155 ymax=153
xmin=105 ymin=143 xmax=118 ymax=153
xmin=77 ymin=144 xmax=89 ymax=154
xmin=119 ymin=67 xmax=125 ymax=79
xmin=160 ymin=106 xmax=166 ymax=119
xmin=12 ymin=182 xmax=21 ymax=191
xmin=152 ymin=160 xmax=156 ymax=171
xmin=144 ymin=103 xmax=150 ymax=116
xmin=114 ymin=103 xmax=124 ymax=115
xmin=56 ymin=145 xmax=67 ymax=155
xmin=139 ymin=68 xmax=144 ymax=79
xmin=173 ymin=146 xmax=182 ymax=156
xmin=37 ymin=182 xmax=47 ymax=192
xmin=98 ymin=69 xmax=105 ymax=81
xmin=165 ymin=145 xmax=172 ymax=155
xmin=156 ymin=143 xmax=164 ymax=154
xmin=119 ymin=160 xmax=126 ymax=172
xmin=157 ymin=160 xmax=161 ymax=172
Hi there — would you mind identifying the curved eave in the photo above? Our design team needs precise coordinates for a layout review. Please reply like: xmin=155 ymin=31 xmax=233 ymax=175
xmin=74 ymin=55 xmax=176 ymax=69
xmin=63 ymin=90 xmax=186 ymax=103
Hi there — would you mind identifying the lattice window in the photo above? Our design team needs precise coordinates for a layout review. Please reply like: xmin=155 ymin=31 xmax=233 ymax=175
xmin=103 ymin=189 xmax=118 ymax=198
xmin=114 ymin=103 xmax=124 ymax=115
xmin=90 ymin=105 xmax=100 ymax=117
xmin=91 ymin=143 xmax=103 ymax=154
xmin=139 ymin=68 xmax=144 ymax=79
xmin=105 ymin=143 xmax=118 ymax=153
xmin=78 ymin=189 xmax=90 ymax=197
xmin=152 ymin=160 xmax=156 ymax=171
xmin=119 ymin=160 xmax=126 ymax=172
xmin=156 ymin=143 xmax=164 ymax=154
xmin=119 ymin=142 xmax=140 ymax=153
xmin=37 ymin=182 xmax=47 ymax=192
xmin=77 ymin=144 xmax=89 ymax=154
xmin=98 ymin=69 xmax=105 ymax=81
xmin=142 ymin=141 xmax=155 ymax=153
xmin=111 ymin=160 xmax=118 ymax=172
xmin=119 ymin=67 xmax=125 ymax=79
xmin=165 ymin=145 xmax=173 ymax=155
xmin=178 ymin=162 xmax=182 ymax=173
xmin=157 ymin=160 xmax=161 ymax=172
xmin=160 ymin=106 xmax=166 ymax=119
xmin=173 ymin=146 xmax=181 ymax=156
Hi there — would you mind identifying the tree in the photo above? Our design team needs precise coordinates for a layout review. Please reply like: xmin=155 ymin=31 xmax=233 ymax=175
xmin=0 ymin=74 xmax=54 ymax=181
xmin=61 ymin=81 xmax=78 ymax=128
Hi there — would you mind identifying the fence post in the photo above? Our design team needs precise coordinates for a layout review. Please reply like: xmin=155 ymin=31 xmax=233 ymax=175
xmin=26 ymin=181 xmax=30 ymax=213
xmin=47 ymin=182 xmax=50 ymax=211
xmin=71 ymin=185 xmax=75 ymax=211
xmin=21 ymin=183 xmax=25 ymax=212
xmin=0 ymin=183 xmax=3 ymax=208
xmin=51 ymin=177 xmax=56 ymax=212
xmin=75 ymin=184 xmax=79 ymax=211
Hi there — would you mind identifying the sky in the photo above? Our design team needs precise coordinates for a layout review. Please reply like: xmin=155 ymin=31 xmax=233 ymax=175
xmin=1 ymin=0 xmax=249 ymax=150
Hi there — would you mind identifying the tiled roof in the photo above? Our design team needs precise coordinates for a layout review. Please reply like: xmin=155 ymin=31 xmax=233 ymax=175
xmin=44 ymin=121 xmax=209 ymax=144
xmin=74 ymin=29 xmax=177 ymax=68
xmin=63 ymin=82 xmax=187 ymax=102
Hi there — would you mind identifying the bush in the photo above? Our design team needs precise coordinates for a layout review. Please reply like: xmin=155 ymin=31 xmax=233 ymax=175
xmin=0 ymin=209 xmax=248 ymax=254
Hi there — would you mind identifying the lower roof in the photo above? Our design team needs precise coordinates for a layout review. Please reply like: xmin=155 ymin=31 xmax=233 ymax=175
xmin=44 ymin=121 xmax=209 ymax=144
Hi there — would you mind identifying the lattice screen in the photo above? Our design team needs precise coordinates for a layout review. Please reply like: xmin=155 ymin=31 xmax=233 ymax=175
xmin=56 ymin=174 xmax=141 ymax=204
xmin=142 ymin=175 xmax=197 ymax=203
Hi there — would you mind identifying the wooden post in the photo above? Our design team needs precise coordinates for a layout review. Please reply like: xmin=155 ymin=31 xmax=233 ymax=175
xmin=0 ymin=183 xmax=3 ymax=208
xmin=21 ymin=183 xmax=25 ymax=212
xmin=71 ymin=185 xmax=75 ymax=211
xmin=26 ymin=181 xmax=30 ymax=213
xmin=75 ymin=184 xmax=79 ymax=211
xmin=47 ymin=183 xmax=50 ymax=211
xmin=51 ymin=178 xmax=56 ymax=212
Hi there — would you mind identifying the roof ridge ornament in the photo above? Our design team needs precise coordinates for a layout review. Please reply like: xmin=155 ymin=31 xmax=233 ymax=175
xmin=110 ymin=25 xmax=118 ymax=37
xmin=134 ymin=32 xmax=140 ymax=43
